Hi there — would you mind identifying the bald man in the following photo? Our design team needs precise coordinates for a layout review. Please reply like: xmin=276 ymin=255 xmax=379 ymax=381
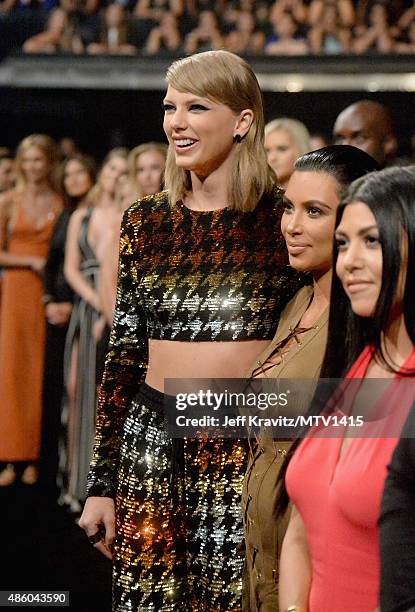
xmin=333 ymin=100 xmax=397 ymax=166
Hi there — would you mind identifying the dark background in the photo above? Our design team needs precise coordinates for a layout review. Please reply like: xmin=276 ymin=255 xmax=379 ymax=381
xmin=2 ymin=88 xmax=414 ymax=161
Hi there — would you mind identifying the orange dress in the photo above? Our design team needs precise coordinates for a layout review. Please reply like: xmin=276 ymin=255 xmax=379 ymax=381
xmin=0 ymin=195 xmax=62 ymax=462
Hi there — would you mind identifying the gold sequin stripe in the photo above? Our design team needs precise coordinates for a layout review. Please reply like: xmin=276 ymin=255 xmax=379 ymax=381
xmin=113 ymin=383 xmax=189 ymax=612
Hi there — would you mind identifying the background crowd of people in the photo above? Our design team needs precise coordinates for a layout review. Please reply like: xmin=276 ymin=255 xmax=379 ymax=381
xmin=2 ymin=0 xmax=415 ymax=57
xmin=0 ymin=137 xmax=166 ymax=506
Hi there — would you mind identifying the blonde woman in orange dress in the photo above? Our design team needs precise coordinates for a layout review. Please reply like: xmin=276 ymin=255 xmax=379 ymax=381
xmin=0 ymin=134 xmax=62 ymax=486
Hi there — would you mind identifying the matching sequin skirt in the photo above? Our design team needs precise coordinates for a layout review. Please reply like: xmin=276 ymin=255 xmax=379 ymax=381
xmin=113 ymin=383 xmax=247 ymax=612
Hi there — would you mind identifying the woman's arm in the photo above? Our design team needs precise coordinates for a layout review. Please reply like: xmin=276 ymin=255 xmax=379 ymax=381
xmin=99 ymin=233 xmax=119 ymax=327
xmin=279 ymin=505 xmax=312 ymax=611
xmin=308 ymin=26 xmax=323 ymax=54
xmin=397 ymin=3 xmax=415 ymax=31
xmin=64 ymin=208 xmax=101 ymax=311
xmin=0 ymin=193 xmax=44 ymax=270
xmin=145 ymin=26 xmax=162 ymax=54
xmin=87 ymin=203 xmax=149 ymax=498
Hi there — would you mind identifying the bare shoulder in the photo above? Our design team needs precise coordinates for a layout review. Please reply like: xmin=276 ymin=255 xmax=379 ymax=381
xmin=67 ymin=206 xmax=90 ymax=233
xmin=0 ymin=189 xmax=15 ymax=217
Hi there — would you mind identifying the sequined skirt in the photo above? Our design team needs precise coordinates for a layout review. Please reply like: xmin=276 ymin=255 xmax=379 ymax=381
xmin=114 ymin=383 xmax=247 ymax=612
xmin=114 ymin=383 xmax=188 ymax=612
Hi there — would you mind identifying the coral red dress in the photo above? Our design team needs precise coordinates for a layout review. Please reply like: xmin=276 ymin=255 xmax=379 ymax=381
xmin=0 ymin=195 xmax=61 ymax=462
xmin=286 ymin=346 xmax=415 ymax=612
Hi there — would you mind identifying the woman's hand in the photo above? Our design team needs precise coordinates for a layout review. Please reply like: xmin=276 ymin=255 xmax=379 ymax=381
xmin=79 ymin=496 xmax=115 ymax=560
xmin=45 ymin=302 xmax=73 ymax=326
xmin=92 ymin=314 xmax=107 ymax=342
xmin=29 ymin=256 xmax=46 ymax=274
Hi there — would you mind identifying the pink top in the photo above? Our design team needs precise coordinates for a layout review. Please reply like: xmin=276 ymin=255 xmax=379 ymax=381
xmin=286 ymin=346 xmax=415 ymax=612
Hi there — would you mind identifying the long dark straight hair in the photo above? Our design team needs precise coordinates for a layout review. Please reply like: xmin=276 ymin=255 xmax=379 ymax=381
xmin=322 ymin=165 xmax=415 ymax=377
xmin=274 ymin=165 xmax=415 ymax=518
xmin=59 ymin=154 xmax=97 ymax=209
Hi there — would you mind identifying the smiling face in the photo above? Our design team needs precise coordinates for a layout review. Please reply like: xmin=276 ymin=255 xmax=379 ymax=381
xmin=281 ymin=170 xmax=340 ymax=274
xmin=335 ymin=202 xmax=383 ymax=317
xmin=64 ymin=159 xmax=94 ymax=199
xmin=135 ymin=149 xmax=165 ymax=196
xmin=21 ymin=146 xmax=51 ymax=184
xmin=163 ymin=85 xmax=242 ymax=179
xmin=265 ymin=128 xmax=301 ymax=188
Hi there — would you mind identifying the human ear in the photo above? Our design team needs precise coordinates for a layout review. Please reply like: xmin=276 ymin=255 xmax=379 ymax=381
xmin=234 ymin=109 xmax=254 ymax=140
xmin=384 ymin=134 xmax=397 ymax=158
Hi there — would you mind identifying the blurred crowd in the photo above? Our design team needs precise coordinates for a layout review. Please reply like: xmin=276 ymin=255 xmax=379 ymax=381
xmin=0 ymin=135 xmax=167 ymax=505
xmin=0 ymin=98 xmax=413 ymax=507
xmin=1 ymin=0 xmax=415 ymax=57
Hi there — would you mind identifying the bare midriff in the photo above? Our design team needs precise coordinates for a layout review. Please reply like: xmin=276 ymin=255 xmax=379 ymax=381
xmin=146 ymin=338 xmax=271 ymax=392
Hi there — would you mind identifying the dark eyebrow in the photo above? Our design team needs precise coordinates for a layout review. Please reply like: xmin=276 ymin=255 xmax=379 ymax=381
xmin=163 ymin=96 xmax=211 ymax=105
xmin=283 ymin=196 xmax=333 ymax=211
xmin=303 ymin=200 xmax=333 ymax=211
xmin=335 ymin=224 xmax=378 ymax=237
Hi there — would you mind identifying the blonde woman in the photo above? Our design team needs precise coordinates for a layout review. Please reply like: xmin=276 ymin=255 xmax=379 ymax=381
xmin=62 ymin=148 xmax=127 ymax=507
xmin=265 ymin=117 xmax=311 ymax=189
xmin=0 ymin=134 xmax=62 ymax=486
xmin=128 ymin=141 xmax=167 ymax=198
xmin=99 ymin=175 xmax=137 ymax=328
xmin=80 ymin=51 xmax=302 ymax=611
xmin=98 ymin=145 xmax=167 ymax=330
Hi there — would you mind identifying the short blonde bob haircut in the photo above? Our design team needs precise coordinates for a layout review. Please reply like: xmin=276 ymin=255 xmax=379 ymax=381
xmin=265 ymin=118 xmax=311 ymax=157
xmin=164 ymin=50 xmax=275 ymax=212
xmin=15 ymin=134 xmax=59 ymax=190
xmin=128 ymin=141 xmax=168 ymax=196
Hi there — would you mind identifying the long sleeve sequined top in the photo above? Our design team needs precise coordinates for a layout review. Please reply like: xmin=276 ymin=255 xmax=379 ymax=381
xmin=87 ymin=189 xmax=302 ymax=498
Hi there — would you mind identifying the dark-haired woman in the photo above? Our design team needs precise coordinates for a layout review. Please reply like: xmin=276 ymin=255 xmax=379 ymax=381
xmin=279 ymin=166 xmax=415 ymax=612
xmin=242 ymin=145 xmax=379 ymax=612
xmin=38 ymin=154 xmax=97 ymax=499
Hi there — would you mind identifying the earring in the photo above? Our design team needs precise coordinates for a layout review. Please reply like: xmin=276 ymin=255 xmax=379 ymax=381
xmin=233 ymin=134 xmax=242 ymax=143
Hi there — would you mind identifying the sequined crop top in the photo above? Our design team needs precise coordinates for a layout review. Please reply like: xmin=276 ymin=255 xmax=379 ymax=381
xmin=87 ymin=189 xmax=302 ymax=497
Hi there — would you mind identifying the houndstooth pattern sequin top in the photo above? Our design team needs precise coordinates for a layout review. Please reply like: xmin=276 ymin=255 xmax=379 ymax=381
xmin=87 ymin=188 xmax=302 ymax=498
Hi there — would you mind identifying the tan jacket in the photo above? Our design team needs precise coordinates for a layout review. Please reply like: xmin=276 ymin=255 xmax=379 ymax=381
xmin=242 ymin=286 xmax=329 ymax=612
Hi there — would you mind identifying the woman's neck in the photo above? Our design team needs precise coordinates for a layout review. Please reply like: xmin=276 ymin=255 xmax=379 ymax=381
xmin=298 ymin=268 xmax=331 ymax=328
xmin=97 ymin=191 xmax=116 ymax=209
xmin=382 ymin=315 xmax=414 ymax=367
xmin=310 ymin=268 xmax=332 ymax=311
xmin=25 ymin=180 xmax=52 ymax=196
xmin=186 ymin=157 xmax=233 ymax=211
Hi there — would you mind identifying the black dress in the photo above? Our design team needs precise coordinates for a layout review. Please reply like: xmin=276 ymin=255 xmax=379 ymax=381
xmin=380 ymin=404 xmax=415 ymax=612
xmin=38 ymin=209 xmax=74 ymax=498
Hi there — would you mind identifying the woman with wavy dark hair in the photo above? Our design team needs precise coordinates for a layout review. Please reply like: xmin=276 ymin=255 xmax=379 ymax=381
xmin=278 ymin=166 xmax=415 ymax=612
xmin=243 ymin=145 xmax=378 ymax=612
